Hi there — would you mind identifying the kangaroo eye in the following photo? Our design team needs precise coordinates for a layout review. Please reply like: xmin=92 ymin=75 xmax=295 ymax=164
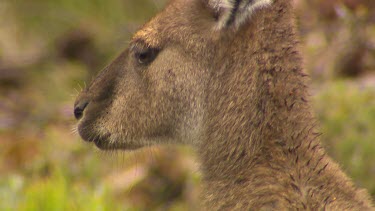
xmin=136 ymin=48 xmax=159 ymax=65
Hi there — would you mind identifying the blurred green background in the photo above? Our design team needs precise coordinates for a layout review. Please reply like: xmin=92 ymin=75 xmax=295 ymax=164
xmin=0 ymin=0 xmax=374 ymax=210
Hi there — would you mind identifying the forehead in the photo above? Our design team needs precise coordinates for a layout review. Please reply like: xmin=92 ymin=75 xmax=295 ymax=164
xmin=132 ymin=0 xmax=215 ymax=48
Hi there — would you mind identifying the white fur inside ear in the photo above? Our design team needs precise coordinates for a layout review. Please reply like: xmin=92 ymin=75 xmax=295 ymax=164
xmin=208 ymin=0 xmax=234 ymax=11
xmin=209 ymin=0 xmax=273 ymax=30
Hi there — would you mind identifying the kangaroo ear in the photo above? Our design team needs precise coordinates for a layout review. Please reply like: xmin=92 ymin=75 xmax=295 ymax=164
xmin=207 ymin=0 xmax=273 ymax=30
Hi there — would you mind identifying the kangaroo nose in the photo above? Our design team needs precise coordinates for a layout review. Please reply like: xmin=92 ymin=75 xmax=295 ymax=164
xmin=74 ymin=101 xmax=89 ymax=120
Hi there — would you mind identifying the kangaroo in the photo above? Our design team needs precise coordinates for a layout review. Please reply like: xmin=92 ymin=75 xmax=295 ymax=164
xmin=74 ymin=0 xmax=374 ymax=209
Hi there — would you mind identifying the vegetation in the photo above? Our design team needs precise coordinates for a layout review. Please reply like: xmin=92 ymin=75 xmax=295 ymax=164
xmin=314 ymin=81 xmax=375 ymax=197
xmin=0 ymin=0 xmax=374 ymax=210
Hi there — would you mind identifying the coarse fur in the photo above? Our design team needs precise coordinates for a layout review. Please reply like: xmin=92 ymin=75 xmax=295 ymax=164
xmin=74 ymin=0 xmax=374 ymax=209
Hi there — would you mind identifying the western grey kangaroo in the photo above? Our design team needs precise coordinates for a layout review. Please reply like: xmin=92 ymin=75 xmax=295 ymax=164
xmin=74 ymin=0 xmax=374 ymax=209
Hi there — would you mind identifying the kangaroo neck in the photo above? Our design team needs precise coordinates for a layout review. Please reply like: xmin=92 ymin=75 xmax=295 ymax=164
xmin=198 ymin=0 xmax=316 ymax=180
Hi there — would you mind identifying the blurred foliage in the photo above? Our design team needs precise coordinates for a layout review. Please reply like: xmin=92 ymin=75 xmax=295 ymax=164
xmin=0 ymin=0 xmax=374 ymax=210
xmin=314 ymin=81 xmax=375 ymax=197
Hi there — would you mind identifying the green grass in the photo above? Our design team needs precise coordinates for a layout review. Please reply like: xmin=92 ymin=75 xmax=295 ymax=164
xmin=314 ymin=81 xmax=375 ymax=197
xmin=1 ymin=169 xmax=123 ymax=211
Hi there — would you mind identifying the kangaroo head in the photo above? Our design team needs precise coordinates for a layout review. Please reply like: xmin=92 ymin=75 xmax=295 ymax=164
xmin=74 ymin=0 xmax=273 ymax=150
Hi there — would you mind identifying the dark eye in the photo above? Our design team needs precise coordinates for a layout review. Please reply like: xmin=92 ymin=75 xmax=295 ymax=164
xmin=135 ymin=48 xmax=159 ymax=65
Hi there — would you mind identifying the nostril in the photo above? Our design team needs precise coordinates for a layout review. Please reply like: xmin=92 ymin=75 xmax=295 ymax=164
xmin=74 ymin=101 xmax=89 ymax=120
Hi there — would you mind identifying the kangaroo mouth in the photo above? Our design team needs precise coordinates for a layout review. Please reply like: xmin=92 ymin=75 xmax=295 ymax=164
xmin=88 ymin=133 xmax=111 ymax=149
xmin=77 ymin=121 xmax=142 ymax=151
xmin=76 ymin=106 xmax=115 ymax=150
xmin=77 ymin=123 xmax=108 ymax=148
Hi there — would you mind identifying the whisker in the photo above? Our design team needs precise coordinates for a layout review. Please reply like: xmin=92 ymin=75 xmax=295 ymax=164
xmin=78 ymin=83 xmax=83 ymax=92
xmin=70 ymin=126 xmax=78 ymax=135
xmin=149 ymin=146 xmax=157 ymax=165
xmin=74 ymin=88 xmax=80 ymax=95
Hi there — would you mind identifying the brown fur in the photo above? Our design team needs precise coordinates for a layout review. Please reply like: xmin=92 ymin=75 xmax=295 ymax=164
xmin=74 ymin=0 xmax=374 ymax=209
